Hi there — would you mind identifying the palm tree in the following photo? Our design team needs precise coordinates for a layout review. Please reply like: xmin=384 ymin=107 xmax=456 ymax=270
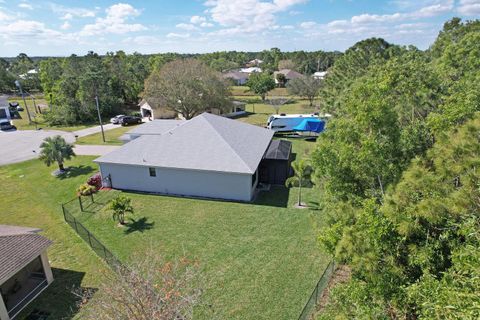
xmin=108 ymin=195 xmax=134 ymax=225
xmin=286 ymin=159 xmax=312 ymax=207
xmin=39 ymin=135 xmax=75 ymax=172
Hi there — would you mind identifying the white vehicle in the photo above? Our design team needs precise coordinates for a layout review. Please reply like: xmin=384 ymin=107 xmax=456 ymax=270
xmin=266 ymin=113 xmax=331 ymax=132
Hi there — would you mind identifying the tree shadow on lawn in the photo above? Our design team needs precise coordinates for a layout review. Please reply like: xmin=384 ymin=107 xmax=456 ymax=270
xmin=124 ymin=217 xmax=155 ymax=234
xmin=57 ymin=165 xmax=95 ymax=180
xmin=19 ymin=268 xmax=97 ymax=320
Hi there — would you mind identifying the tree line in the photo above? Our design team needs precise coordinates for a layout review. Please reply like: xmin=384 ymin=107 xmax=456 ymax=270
xmin=0 ymin=48 xmax=340 ymax=124
xmin=311 ymin=18 xmax=480 ymax=319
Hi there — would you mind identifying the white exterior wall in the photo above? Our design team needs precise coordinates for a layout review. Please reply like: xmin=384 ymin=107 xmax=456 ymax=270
xmin=99 ymin=163 xmax=256 ymax=201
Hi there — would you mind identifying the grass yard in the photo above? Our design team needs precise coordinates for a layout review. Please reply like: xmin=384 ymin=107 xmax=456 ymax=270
xmin=0 ymin=157 xmax=109 ymax=319
xmin=71 ymin=187 xmax=328 ymax=320
xmin=236 ymin=99 xmax=319 ymax=127
xmin=75 ymin=125 xmax=135 ymax=145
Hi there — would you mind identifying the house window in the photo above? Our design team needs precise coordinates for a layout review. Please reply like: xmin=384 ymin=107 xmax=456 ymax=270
xmin=149 ymin=167 xmax=156 ymax=177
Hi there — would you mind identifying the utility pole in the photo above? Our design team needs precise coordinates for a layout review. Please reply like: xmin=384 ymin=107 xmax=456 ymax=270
xmin=14 ymin=80 xmax=32 ymax=124
xmin=95 ymin=90 xmax=106 ymax=143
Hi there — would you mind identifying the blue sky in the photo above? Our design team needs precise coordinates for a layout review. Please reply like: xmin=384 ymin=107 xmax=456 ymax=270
xmin=0 ymin=0 xmax=479 ymax=56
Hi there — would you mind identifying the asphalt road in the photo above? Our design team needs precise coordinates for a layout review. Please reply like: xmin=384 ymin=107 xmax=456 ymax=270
xmin=0 ymin=129 xmax=76 ymax=166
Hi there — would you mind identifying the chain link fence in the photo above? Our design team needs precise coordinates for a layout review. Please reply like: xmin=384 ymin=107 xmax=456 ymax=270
xmin=297 ymin=260 xmax=336 ymax=320
xmin=61 ymin=191 xmax=122 ymax=270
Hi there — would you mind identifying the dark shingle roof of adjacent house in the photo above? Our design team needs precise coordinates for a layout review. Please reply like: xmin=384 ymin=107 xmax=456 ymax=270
xmin=0 ymin=225 xmax=52 ymax=284
xmin=95 ymin=113 xmax=274 ymax=174
xmin=263 ymin=140 xmax=292 ymax=161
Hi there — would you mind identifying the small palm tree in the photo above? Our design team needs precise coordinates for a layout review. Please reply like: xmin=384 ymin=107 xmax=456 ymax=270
xmin=39 ymin=135 xmax=75 ymax=172
xmin=108 ymin=195 xmax=134 ymax=225
xmin=286 ymin=159 xmax=313 ymax=207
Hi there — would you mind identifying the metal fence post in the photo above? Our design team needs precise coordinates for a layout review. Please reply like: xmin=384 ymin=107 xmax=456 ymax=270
xmin=78 ymin=196 xmax=83 ymax=212
xmin=73 ymin=217 xmax=78 ymax=232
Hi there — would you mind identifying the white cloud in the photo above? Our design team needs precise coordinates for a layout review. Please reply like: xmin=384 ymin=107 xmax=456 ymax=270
xmin=300 ymin=21 xmax=317 ymax=29
xmin=203 ymin=0 xmax=306 ymax=34
xmin=51 ymin=4 xmax=96 ymax=19
xmin=0 ymin=19 xmax=71 ymax=43
xmin=190 ymin=15 xmax=207 ymax=24
xmin=18 ymin=3 xmax=33 ymax=10
xmin=123 ymin=35 xmax=160 ymax=46
xmin=166 ymin=32 xmax=190 ymax=39
xmin=200 ymin=22 xmax=214 ymax=27
xmin=457 ymin=0 xmax=480 ymax=15
xmin=80 ymin=3 xmax=146 ymax=36
xmin=60 ymin=21 xmax=71 ymax=30
xmin=176 ymin=23 xmax=198 ymax=31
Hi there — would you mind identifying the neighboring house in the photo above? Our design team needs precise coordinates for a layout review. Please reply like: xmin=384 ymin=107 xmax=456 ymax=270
xmin=240 ymin=67 xmax=262 ymax=74
xmin=246 ymin=59 xmax=263 ymax=67
xmin=0 ymin=225 xmax=54 ymax=320
xmin=96 ymin=113 xmax=291 ymax=201
xmin=313 ymin=71 xmax=328 ymax=80
xmin=222 ymin=71 xmax=249 ymax=85
xmin=274 ymin=69 xmax=303 ymax=86
xmin=139 ymin=98 xmax=177 ymax=120
xmin=18 ymin=69 xmax=38 ymax=80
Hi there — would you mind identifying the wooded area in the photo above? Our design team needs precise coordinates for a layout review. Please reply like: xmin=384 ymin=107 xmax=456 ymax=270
xmin=312 ymin=18 xmax=480 ymax=319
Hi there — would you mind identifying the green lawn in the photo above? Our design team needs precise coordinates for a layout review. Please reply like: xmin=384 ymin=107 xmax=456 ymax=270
xmin=75 ymin=125 xmax=135 ymax=145
xmin=0 ymin=157 xmax=108 ymax=319
xmin=235 ymin=99 xmax=319 ymax=127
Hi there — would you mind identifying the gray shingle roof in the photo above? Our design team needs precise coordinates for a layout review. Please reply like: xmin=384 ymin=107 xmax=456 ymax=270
xmin=127 ymin=120 xmax=185 ymax=136
xmin=0 ymin=225 xmax=52 ymax=284
xmin=95 ymin=113 xmax=274 ymax=174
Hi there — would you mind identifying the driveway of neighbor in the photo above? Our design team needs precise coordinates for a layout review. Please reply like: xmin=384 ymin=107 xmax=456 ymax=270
xmin=73 ymin=145 xmax=120 ymax=156
xmin=72 ymin=123 xmax=117 ymax=138
xmin=0 ymin=95 xmax=7 ymax=107
xmin=0 ymin=130 xmax=76 ymax=166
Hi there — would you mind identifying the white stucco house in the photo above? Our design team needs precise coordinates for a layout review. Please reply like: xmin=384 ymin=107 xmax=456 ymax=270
xmin=0 ymin=225 xmax=54 ymax=320
xmin=95 ymin=113 xmax=275 ymax=201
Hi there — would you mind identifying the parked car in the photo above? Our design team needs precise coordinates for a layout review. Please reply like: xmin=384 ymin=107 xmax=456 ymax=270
xmin=0 ymin=119 xmax=14 ymax=130
xmin=120 ymin=116 xmax=142 ymax=126
xmin=110 ymin=115 xmax=126 ymax=124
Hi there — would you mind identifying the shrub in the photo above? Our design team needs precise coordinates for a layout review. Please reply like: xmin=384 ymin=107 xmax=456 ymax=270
xmin=87 ymin=173 xmax=102 ymax=190
xmin=77 ymin=183 xmax=97 ymax=196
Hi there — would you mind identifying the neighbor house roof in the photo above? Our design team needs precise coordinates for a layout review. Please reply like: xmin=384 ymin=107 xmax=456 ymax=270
xmin=263 ymin=140 xmax=292 ymax=161
xmin=222 ymin=71 xmax=249 ymax=81
xmin=95 ymin=113 xmax=274 ymax=174
xmin=274 ymin=69 xmax=303 ymax=80
xmin=0 ymin=225 xmax=52 ymax=284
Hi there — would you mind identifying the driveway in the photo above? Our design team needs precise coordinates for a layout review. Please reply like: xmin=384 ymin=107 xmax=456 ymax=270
xmin=0 ymin=95 xmax=7 ymax=107
xmin=0 ymin=129 xmax=75 ymax=166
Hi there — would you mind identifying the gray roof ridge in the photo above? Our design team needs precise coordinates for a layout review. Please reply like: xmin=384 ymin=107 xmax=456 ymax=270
xmin=200 ymin=114 xmax=254 ymax=173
